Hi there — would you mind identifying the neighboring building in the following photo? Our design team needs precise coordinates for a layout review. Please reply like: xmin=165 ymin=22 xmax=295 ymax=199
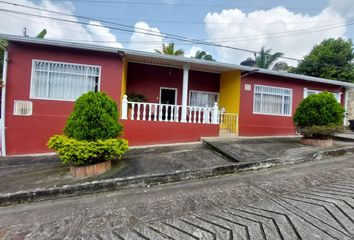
xmin=347 ymin=89 xmax=354 ymax=125
xmin=1 ymin=34 xmax=353 ymax=156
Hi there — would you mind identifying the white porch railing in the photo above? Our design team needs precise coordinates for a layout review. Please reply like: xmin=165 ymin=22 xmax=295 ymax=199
xmin=121 ymin=95 xmax=219 ymax=124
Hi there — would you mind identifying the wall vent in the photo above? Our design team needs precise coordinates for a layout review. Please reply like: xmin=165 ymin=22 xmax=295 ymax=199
xmin=13 ymin=100 xmax=33 ymax=116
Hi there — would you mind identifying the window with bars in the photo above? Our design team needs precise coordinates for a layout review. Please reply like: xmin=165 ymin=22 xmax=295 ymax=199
xmin=189 ymin=90 xmax=218 ymax=107
xmin=304 ymin=88 xmax=341 ymax=103
xmin=253 ymin=85 xmax=292 ymax=116
xmin=30 ymin=60 xmax=100 ymax=101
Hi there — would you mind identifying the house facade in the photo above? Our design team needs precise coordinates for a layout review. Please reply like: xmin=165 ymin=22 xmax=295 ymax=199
xmin=1 ymin=34 xmax=353 ymax=156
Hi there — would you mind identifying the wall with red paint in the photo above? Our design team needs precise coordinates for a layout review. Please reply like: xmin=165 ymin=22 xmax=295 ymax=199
xmin=5 ymin=42 xmax=123 ymax=155
xmin=239 ymin=73 xmax=344 ymax=136
xmin=126 ymin=63 xmax=220 ymax=104
xmin=121 ymin=120 xmax=219 ymax=146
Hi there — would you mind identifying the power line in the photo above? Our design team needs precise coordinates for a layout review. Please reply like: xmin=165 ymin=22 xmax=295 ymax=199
xmin=1 ymin=1 xmax=351 ymax=43
xmin=46 ymin=0 xmax=353 ymax=12
xmin=0 ymin=2 xmax=353 ymax=72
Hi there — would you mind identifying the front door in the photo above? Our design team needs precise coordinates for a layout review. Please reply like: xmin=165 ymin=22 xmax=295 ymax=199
xmin=160 ymin=88 xmax=177 ymax=105
xmin=160 ymin=88 xmax=177 ymax=120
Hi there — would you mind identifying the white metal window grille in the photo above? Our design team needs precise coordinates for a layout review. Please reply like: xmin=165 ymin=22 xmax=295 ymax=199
xmin=30 ymin=60 xmax=100 ymax=101
xmin=189 ymin=90 xmax=218 ymax=107
xmin=253 ymin=85 xmax=292 ymax=116
xmin=14 ymin=100 xmax=33 ymax=116
xmin=304 ymin=88 xmax=341 ymax=103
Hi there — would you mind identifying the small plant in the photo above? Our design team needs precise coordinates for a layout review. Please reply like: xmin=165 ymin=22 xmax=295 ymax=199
xmin=294 ymin=92 xmax=345 ymax=139
xmin=127 ymin=93 xmax=147 ymax=102
xmin=48 ymin=92 xmax=128 ymax=166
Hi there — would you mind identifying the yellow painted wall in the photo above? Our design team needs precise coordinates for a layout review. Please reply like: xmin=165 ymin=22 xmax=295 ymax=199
xmin=121 ymin=58 xmax=128 ymax=101
xmin=219 ymin=70 xmax=241 ymax=114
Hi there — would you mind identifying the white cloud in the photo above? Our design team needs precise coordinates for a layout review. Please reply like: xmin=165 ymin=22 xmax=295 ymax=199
xmin=204 ymin=4 xmax=348 ymax=65
xmin=328 ymin=0 xmax=354 ymax=20
xmin=129 ymin=21 xmax=164 ymax=52
xmin=0 ymin=0 xmax=123 ymax=47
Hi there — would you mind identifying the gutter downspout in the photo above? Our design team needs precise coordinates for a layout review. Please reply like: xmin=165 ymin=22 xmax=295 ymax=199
xmin=1 ymin=49 xmax=8 ymax=156
xmin=344 ymin=87 xmax=349 ymax=126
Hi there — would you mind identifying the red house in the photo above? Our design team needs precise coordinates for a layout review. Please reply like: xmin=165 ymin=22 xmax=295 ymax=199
xmin=1 ymin=34 xmax=353 ymax=156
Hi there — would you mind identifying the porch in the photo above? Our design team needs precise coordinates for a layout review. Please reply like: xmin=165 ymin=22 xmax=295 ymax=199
xmin=119 ymin=57 xmax=241 ymax=145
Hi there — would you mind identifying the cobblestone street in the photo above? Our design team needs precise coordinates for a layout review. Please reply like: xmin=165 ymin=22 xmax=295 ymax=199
xmin=2 ymin=155 xmax=354 ymax=239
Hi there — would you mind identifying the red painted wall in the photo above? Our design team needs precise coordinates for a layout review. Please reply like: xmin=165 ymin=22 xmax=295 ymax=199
xmin=121 ymin=120 xmax=219 ymax=146
xmin=239 ymin=73 xmax=344 ymax=136
xmin=5 ymin=42 xmax=123 ymax=155
xmin=126 ymin=63 xmax=220 ymax=104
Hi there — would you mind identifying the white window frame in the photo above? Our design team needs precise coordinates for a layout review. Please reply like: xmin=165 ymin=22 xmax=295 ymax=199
xmin=30 ymin=59 xmax=101 ymax=102
xmin=253 ymin=84 xmax=293 ymax=117
xmin=159 ymin=87 xmax=178 ymax=105
xmin=303 ymin=88 xmax=341 ymax=103
xmin=188 ymin=90 xmax=219 ymax=107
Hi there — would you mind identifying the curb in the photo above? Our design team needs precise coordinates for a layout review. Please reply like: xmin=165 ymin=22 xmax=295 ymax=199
xmin=0 ymin=147 xmax=353 ymax=207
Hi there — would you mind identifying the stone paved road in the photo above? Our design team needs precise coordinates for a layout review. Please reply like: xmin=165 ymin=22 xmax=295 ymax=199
xmin=2 ymin=154 xmax=354 ymax=239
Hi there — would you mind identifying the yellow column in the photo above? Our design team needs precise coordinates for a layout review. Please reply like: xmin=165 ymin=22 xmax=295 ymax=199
xmin=219 ymin=71 xmax=241 ymax=134
xmin=121 ymin=58 xmax=128 ymax=101
xmin=219 ymin=71 xmax=241 ymax=114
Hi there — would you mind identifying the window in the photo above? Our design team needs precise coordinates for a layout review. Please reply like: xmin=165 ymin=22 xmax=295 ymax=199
xmin=189 ymin=90 xmax=218 ymax=107
xmin=304 ymin=88 xmax=341 ymax=103
xmin=253 ymin=85 xmax=292 ymax=116
xmin=30 ymin=60 xmax=100 ymax=101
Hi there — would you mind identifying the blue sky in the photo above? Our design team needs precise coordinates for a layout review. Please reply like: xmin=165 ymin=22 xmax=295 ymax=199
xmin=1 ymin=0 xmax=354 ymax=65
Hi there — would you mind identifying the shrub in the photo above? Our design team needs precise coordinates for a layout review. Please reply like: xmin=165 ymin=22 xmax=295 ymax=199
xmin=48 ymin=135 xmax=128 ymax=166
xmin=127 ymin=92 xmax=147 ymax=102
xmin=294 ymin=92 xmax=345 ymax=139
xmin=64 ymin=92 xmax=123 ymax=141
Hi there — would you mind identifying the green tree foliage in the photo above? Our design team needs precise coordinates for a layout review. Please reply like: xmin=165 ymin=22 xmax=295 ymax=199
xmin=155 ymin=42 xmax=184 ymax=56
xmin=36 ymin=29 xmax=47 ymax=39
xmin=291 ymin=38 xmax=354 ymax=82
xmin=240 ymin=47 xmax=287 ymax=71
xmin=64 ymin=92 xmax=123 ymax=141
xmin=293 ymin=92 xmax=345 ymax=138
xmin=193 ymin=50 xmax=215 ymax=61
xmin=48 ymin=92 xmax=128 ymax=166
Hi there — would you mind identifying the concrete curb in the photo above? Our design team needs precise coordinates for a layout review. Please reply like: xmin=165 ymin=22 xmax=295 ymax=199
xmin=0 ymin=146 xmax=353 ymax=207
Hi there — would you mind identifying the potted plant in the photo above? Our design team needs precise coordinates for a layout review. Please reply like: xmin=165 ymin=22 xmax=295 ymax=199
xmin=293 ymin=92 xmax=345 ymax=147
xmin=127 ymin=92 xmax=148 ymax=118
xmin=48 ymin=92 xmax=128 ymax=178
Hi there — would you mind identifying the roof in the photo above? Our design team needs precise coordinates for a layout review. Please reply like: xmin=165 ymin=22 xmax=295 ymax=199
xmin=1 ymin=33 xmax=354 ymax=88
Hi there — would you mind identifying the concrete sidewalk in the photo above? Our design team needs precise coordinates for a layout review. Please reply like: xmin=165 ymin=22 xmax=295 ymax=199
xmin=0 ymin=137 xmax=353 ymax=205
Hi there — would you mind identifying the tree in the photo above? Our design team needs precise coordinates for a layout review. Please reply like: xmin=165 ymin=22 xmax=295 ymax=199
xmin=36 ymin=29 xmax=47 ymax=39
xmin=193 ymin=50 xmax=215 ymax=61
xmin=291 ymin=38 xmax=354 ymax=82
xmin=240 ymin=47 xmax=286 ymax=71
xmin=155 ymin=43 xmax=184 ymax=56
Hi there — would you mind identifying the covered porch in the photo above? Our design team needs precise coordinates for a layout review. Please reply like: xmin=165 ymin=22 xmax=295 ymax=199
xmin=119 ymin=53 xmax=241 ymax=146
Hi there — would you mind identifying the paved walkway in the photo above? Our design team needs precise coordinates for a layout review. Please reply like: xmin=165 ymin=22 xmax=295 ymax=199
xmin=1 ymin=155 xmax=354 ymax=239
xmin=0 ymin=138 xmax=353 ymax=194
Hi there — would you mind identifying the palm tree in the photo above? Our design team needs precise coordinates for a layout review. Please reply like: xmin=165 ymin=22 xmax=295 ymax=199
xmin=155 ymin=43 xmax=184 ymax=56
xmin=241 ymin=47 xmax=288 ymax=71
xmin=193 ymin=50 xmax=215 ymax=61
xmin=255 ymin=47 xmax=283 ymax=69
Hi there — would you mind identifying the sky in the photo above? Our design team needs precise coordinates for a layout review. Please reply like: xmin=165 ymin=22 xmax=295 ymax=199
xmin=0 ymin=0 xmax=353 ymax=66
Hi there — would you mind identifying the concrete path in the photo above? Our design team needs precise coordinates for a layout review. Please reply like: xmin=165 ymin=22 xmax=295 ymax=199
xmin=1 ymin=154 xmax=354 ymax=239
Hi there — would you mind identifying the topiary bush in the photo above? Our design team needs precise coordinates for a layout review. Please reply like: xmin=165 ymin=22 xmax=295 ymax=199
xmin=64 ymin=91 xmax=123 ymax=141
xmin=48 ymin=92 xmax=128 ymax=166
xmin=293 ymin=92 xmax=345 ymax=139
